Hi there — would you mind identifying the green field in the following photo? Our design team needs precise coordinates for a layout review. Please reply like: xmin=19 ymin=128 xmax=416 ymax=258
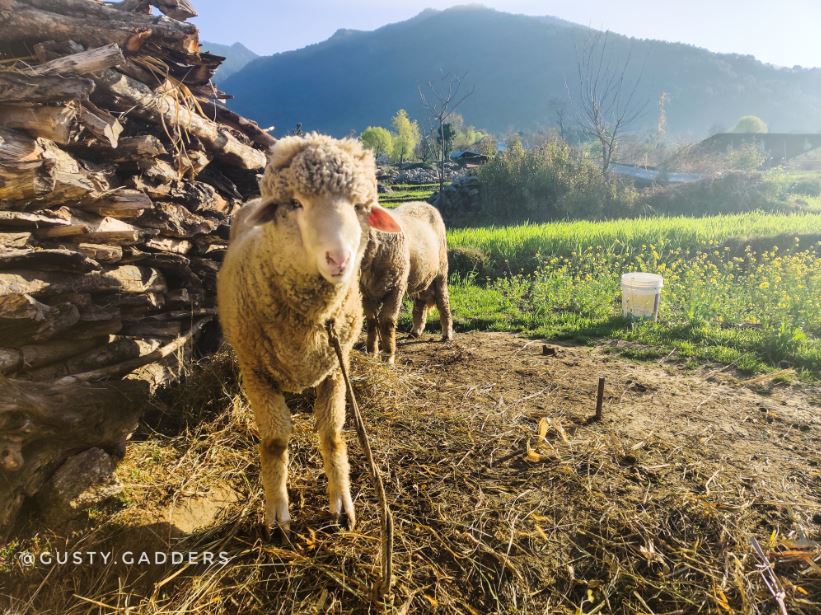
xmin=413 ymin=213 xmax=821 ymax=379
xmin=379 ymin=183 xmax=439 ymax=206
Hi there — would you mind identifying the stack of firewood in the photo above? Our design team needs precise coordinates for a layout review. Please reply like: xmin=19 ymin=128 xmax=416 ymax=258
xmin=0 ymin=0 xmax=277 ymax=530
xmin=0 ymin=0 xmax=273 ymax=384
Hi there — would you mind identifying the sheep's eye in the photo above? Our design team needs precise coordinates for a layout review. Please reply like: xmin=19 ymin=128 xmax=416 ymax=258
xmin=288 ymin=199 xmax=303 ymax=211
xmin=354 ymin=203 xmax=366 ymax=213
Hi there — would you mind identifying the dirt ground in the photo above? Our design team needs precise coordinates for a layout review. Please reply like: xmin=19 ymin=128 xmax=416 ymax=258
xmin=2 ymin=331 xmax=819 ymax=614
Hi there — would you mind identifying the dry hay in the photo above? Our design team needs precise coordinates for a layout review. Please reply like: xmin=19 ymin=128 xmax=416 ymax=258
xmin=1 ymin=332 xmax=819 ymax=613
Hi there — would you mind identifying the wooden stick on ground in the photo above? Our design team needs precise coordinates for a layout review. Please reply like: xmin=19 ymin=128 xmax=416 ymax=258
xmin=593 ymin=376 xmax=605 ymax=422
xmin=326 ymin=319 xmax=394 ymax=599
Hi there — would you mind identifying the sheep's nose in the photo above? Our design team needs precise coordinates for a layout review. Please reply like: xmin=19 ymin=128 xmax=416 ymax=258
xmin=325 ymin=250 xmax=350 ymax=273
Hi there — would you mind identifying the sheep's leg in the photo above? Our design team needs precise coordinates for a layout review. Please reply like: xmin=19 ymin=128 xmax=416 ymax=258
xmin=364 ymin=297 xmax=380 ymax=356
xmin=378 ymin=286 xmax=404 ymax=364
xmin=315 ymin=370 xmax=355 ymax=528
xmin=410 ymin=297 xmax=429 ymax=338
xmin=244 ymin=372 xmax=292 ymax=532
xmin=434 ymin=276 xmax=454 ymax=340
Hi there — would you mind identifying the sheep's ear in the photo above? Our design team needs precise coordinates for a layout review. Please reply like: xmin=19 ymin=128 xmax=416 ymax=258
xmin=237 ymin=199 xmax=279 ymax=229
xmin=367 ymin=205 xmax=401 ymax=233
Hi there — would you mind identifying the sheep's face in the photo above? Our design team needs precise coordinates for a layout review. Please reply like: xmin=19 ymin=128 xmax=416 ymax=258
xmin=255 ymin=133 xmax=401 ymax=285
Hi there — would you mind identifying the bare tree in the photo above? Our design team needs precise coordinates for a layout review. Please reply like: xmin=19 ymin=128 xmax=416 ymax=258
xmin=549 ymin=97 xmax=568 ymax=141
xmin=418 ymin=72 xmax=475 ymax=194
xmin=573 ymin=31 xmax=647 ymax=173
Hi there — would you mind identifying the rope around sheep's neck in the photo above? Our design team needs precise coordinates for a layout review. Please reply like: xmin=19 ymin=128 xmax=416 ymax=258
xmin=325 ymin=319 xmax=394 ymax=599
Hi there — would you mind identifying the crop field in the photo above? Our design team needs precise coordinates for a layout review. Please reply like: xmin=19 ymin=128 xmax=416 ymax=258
xmin=437 ymin=213 xmax=821 ymax=378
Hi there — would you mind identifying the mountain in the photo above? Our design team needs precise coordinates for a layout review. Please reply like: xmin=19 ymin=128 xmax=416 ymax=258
xmin=201 ymin=41 xmax=258 ymax=83
xmin=222 ymin=6 xmax=821 ymax=138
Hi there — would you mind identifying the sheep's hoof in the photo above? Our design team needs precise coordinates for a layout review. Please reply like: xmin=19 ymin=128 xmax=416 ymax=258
xmin=337 ymin=510 xmax=355 ymax=531
xmin=382 ymin=354 xmax=395 ymax=365
xmin=409 ymin=330 xmax=422 ymax=339
xmin=441 ymin=331 xmax=454 ymax=342
xmin=266 ymin=523 xmax=293 ymax=545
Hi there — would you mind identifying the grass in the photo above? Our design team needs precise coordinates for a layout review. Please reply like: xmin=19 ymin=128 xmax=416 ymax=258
xmin=447 ymin=212 xmax=821 ymax=275
xmin=379 ymin=183 xmax=442 ymax=206
xmin=433 ymin=213 xmax=821 ymax=378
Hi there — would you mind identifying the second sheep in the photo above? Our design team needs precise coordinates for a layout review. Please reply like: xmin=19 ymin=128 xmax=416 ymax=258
xmin=360 ymin=201 xmax=454 ymax=364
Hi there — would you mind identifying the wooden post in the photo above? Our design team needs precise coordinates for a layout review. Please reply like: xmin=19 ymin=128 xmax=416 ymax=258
xmin=594 ymin=376 xmax=605 ymax=422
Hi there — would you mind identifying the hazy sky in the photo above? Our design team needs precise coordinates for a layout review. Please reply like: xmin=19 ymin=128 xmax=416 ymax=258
xmin=193 ymin=1 xmax=821 ymax=68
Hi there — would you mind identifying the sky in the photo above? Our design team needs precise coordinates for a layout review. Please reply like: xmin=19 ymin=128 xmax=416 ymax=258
xmin=193 ymin=0 xmax=821 ymax=69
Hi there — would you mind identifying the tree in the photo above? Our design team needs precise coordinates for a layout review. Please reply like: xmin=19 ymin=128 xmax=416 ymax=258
xmin=419 ymin=72 xmax=475 ymax=193
xmin=572 ymin=31 xmax=647 ymax=173
xmin=391 ymin=109 xmax=421 ymax=164
xmin=360 ymin=126 xmax=394 ymax=160
xmin=731 ymin=115 xmax=768 ymax=134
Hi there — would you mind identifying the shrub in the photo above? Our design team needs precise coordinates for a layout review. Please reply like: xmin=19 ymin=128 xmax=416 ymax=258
xmin=641 ymin=172 xmax=787 ymax=216
xmin=448 ymin=245 xmax=490 ymax=278
xmin=475 ymin=138 xmax=637 ymax=224
xmin=788 ymin=177 xmax=821 ymax=197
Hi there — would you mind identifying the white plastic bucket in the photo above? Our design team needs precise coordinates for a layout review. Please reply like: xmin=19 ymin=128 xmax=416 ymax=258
xmin=621 ymin=272 xmax=663 ymax=321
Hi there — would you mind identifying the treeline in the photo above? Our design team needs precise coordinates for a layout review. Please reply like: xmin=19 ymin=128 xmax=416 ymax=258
xmin=360 ymin=109 xmax=494 ymax=164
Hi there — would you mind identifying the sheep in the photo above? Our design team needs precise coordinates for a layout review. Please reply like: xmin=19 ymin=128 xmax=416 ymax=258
xmin=217 ymin=133 xmax=400 ymax=532
xmin=360 ymin=201 xmax=453 ymax=364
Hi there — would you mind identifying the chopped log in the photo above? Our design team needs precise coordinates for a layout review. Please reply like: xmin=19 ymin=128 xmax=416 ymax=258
xmin=120 ymin=319 xmax=181 ymax=337
xmin=0 ymin=294 xmax=79 ymax=345
xmin=56 ymin=315 xmax=211 ymax=384
xmin=14 ymin=336 xmax=103 ymax=371
xmin=77 ymin=303 xmax=121 ymax=323
xmin=0 ymin=127 xmax=41 ymax=165
xmin=0 ymin=72 xmax=94 ymax=104
xmin=92 ymin=134 xmax=166 ymax=161
xmin=80 ymin=189 xmax=152 ymax=219
xmin=76 ymin=243 xmax=123 ymax=264
xmin=166 ymin=288 xmax=202 ymax=308
xmin=0 ymin=233 xmax=31 ymax=249
xmin=0 ymin=210 xmax=71 ymax=230
xmin=0 ymin=136 xmax=109 ymax=208
xmin=198 ymin=98 xmax=277 ymax=149
xmin=0 ymin=103 xmax=80 ymax=144
xmin=0 ymin=265 xmax=166 ymax=297
xmin=38 ymin=139 xmax=111 ymax=206
xmin=27 ymin=42 xmax=125 ymax=76
xmin=0 ymin=248 xmax=100 ymax=273
xmin=1 ymin=0 xmax=199 ymax=55
xmin=144 ymin=237 xmax=192 ymax=254
xmin=137 ymin=202 xmax=218 ymax=238
xmin=130 ymin=157 xmax=180 ymax=196
xmin=113 ymin=291 xmax=165 ymax=310
xmin=65 ymin=318 xmax=123 ymax=339
xmin=0 ymin=375 xmax=147 ymax=534
xmin=92 ymin=69 xmax=266 ymax=169
xmin=23 ymin=336 xmax=162 ymax=380
xmin=35 ymin=210 xmax=144 ymax=244
xmin=78 ymin=101 xmax=123 ymax=148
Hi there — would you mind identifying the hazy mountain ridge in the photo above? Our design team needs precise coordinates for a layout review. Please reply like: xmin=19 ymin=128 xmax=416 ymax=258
xmin=201 ymin=41 xmax=258 ymax=83
xmin=221 ymin=6 xmax=821 ymax=138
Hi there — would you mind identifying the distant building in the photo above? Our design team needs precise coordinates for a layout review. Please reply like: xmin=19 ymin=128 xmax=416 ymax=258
xmin=449 ymin=150 xmax=490 ymax=165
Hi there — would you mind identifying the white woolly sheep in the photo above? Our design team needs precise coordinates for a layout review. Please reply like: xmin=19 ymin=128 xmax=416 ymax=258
xmin=217 ymin=133 xmax=400 ymax=532
xmin=360 ymin=201 xmax=453 ymax=364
